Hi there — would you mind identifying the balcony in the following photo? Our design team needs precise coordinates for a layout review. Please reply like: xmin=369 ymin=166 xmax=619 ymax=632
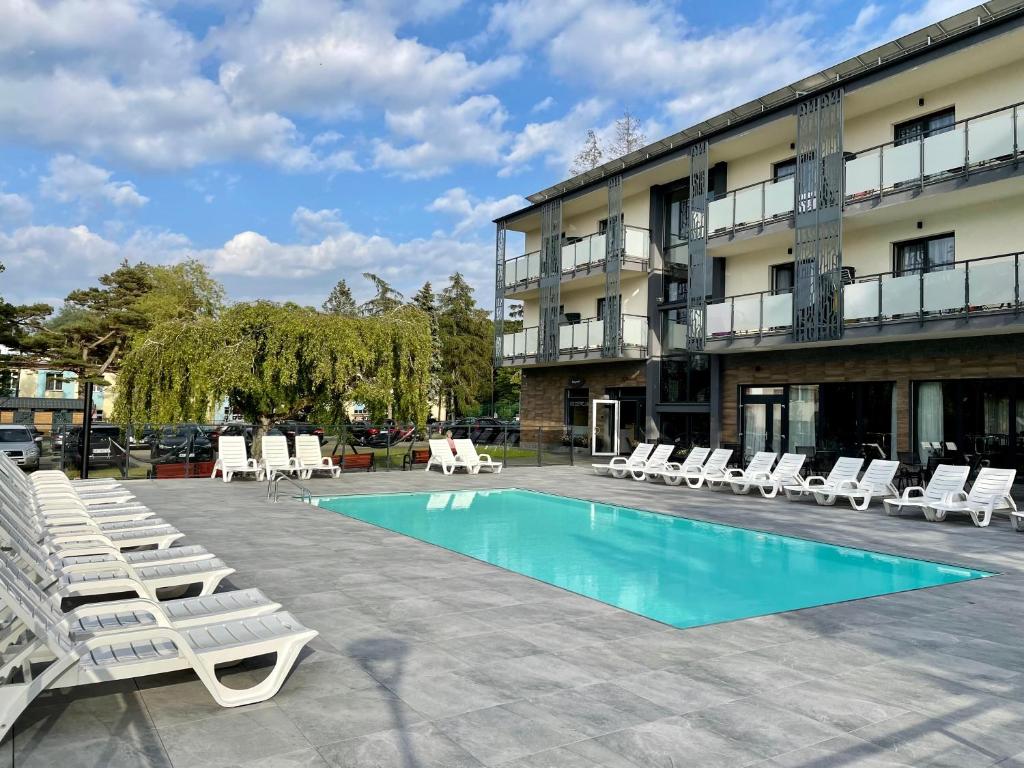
xmin=703 ymin=101 xmax=1024 ymax=240
xmin=704 ymin=251 xmax=1024 ymax=350
xmin=499 ymin=315 xmax=648 ymax=365
xmin=503 ymin=226 xmax=650 ymax=293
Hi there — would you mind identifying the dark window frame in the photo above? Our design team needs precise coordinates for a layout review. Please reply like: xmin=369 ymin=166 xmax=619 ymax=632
xmin=894 ymin=107 xmax=956 ymax=146
xmin=772 ymin=157 xmax=796 ymax=182
xmin=893 ymin=232 xmax=955 ymax=277
xmin=770 ymin=262 xmax=795 ymax=295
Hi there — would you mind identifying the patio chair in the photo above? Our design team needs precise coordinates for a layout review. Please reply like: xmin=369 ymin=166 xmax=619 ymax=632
xmin=259 ymin=435 xmax=301 ymax=480
xmin=645 ymin=447 xmax=710 ymax=486
xmin=813 ymin=459 xmax=899 ymax=510
xmin=453 ymin=439 xmax=503 ymax=473
xmin=883 ymin=464 xmax=970 ymax=518
xmin=294 ymin=434 xmax=340 ymax=479
xmin=592 ymin=443 xmax=653 ymax=478
xmin=924 ymin=467 xmax=1017 ymax=527
xmin=211 ymin=436 xmax=261 ymax=482
xmin=707 ymin=451 xmax=776 ymax=492
xmin=783 ymin=457 xmax=864 ymax=501
xmin=631 ymin=444 xmax=677 ymax=481
xmin=728 ymin=452 xmax=806 ymax=497
xmin=682 ymin=448 xmax=734 ymax=489
xmin=0 ymin=551 xmax=317 ymax=741
xmin=425 ymin=439 xmax=470 ymax=475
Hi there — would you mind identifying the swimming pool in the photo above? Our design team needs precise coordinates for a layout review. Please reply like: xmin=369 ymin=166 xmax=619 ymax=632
xmin=315 ymin=489 xmax=990 ymax=628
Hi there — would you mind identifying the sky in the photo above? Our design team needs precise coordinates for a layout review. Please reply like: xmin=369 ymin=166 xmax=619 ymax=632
xmin=0 ymin=0 xmax=979 ymax=311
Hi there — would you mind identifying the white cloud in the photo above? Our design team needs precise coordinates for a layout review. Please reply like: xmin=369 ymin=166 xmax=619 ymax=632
xmin=531 ymin=96 xmax=555 ymax=113
xmin=501 ymin=98 xmax=609 ymax=176
xmin=488 ymin=0 xmax=590 ymax=49
xmin=428 ymin=188 xmax=525 ymax=235
xmin=291 ymin=206 xmax=346 ymax=240
xmin=885 ymin=0 xmax=978 ymax=38
xmin=0 ymin=192 xmax=32 ymax=224
xmin=374 ymin=95 xmax=510 ymax=178
xmin=40 ymin=155 xmax=149 ymax=209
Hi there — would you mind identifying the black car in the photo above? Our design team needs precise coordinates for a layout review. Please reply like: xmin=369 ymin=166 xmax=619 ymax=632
xmin=150 ymin=424 xmax=214 ymax=464
xmin=274 ymin=421 xmax=326 ymax=448
xmin=211 ymin=422 xmax=254 ymax=452
xmin=64 ymin=424 xmax=127 ymax=469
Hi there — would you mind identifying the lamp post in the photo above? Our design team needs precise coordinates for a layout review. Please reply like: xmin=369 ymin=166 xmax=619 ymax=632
xmin=80 ymin=381 xmax=94 ymax=479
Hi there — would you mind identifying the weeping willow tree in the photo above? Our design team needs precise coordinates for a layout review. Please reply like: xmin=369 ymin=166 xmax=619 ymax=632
xmin=112 ymin=301 xmax=432 ymax=433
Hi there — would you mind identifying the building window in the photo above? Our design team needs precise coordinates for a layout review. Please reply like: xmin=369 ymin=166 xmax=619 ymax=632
xmin=661 ymin=310 xmax=687 ymax=353
xmin=772 ymin=158 xmax=796 ymax=182
xmin=894 ymin=107 xmax=955 ymax=146
xmin=564 ymin=388 xmax=589 ymax=438
xmin=658 ymin=413 xmax=710 ymax=451
xmin=44 ymin=372 xmax=65 ymax=392
xmin=598 ymin=214 xmax=623 ymax=235
xmin=659 ymin=355 xmax=710 ymax=403
xmin=596 ymin=295 xmax=621 ymax=321
xmin=771 ymin=263 xmax=795 ymax=294
xmin=663 ymin=272 xmax=688 ymax=305
xmin=663 ymin=185 xmax=690 ymax=254
xmin=894 ymin=233 xmax=954 ymax=276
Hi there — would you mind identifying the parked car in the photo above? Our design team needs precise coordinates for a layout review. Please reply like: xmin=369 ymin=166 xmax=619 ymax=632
xmin=210 ymin=422 xmax=254 ymax=452
xmin=446 ymin=417 xmax=506 ymax=443
xmin=51 ymin=424 xmax=67 ymax=451
xmin=149 ymin=424 xmax=214 ymax=464
xmin=64 ymin=424 xmax=126 ymax=470
xmin=128 ymin=424 xmax=157 ymax=446
xmin=274 ymin=421 xmax=326 ymax=449
xmin=0 ymin=425 xmax=40 ymax=470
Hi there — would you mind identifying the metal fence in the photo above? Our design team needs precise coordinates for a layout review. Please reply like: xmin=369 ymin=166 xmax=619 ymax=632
xmin=34 ymin=421 xmax=592 ymax=480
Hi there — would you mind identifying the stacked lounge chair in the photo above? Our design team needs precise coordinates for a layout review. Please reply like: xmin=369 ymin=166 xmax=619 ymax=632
xmin=726 ymin=453 xmax=806 ymax=498
xmin=0 ymin=452 xmax=318 ymax=740
xmin=645 ymin=447 xmax=711 ymax=486
xmin=592 ymin=443 xmax=653 ymax=478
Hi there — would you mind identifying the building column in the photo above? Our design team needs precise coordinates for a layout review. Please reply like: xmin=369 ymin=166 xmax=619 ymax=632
xmin=493 ymin=222 xmax=506 ymax=365
xmin=895 ymin=376 xmax=911 ymax=453
xmin=538 ymin=200 xmax=563 ymax=362
xmin=686 ymin=141 xmax=709 ymax=351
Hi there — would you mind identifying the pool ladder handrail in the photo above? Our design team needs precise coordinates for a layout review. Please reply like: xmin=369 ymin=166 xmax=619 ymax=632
xmin=267 ymin=470 xmax=314 ymax=504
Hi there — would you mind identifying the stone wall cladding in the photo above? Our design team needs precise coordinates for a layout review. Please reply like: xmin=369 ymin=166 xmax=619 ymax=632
xmin=520 ymin=361 xmax=646 ymax=429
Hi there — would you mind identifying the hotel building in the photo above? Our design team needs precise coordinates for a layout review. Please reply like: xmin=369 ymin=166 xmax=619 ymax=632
xmin=494 ymin=1 xmax=1024 ymax=472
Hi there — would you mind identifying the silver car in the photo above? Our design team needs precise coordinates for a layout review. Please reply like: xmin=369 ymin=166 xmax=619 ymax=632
xmin=0 ymin=425 xmax=41 ymax=470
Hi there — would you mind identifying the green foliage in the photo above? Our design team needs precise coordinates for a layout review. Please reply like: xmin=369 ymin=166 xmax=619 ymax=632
xmin=136 ymin=260 xmax=224 ymax=325
xmin=359 ymin=272 xmax=404 ymax=316
xmin=437 ymin=272 xmax=493 ymax=416
xmin=322 ymin=278 xmax=358 ymax=316
xmin=113 ymin=302 xmax=432 ymax=429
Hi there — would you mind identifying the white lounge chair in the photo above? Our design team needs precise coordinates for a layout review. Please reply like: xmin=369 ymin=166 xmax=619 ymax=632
xmin=883 ymin=464 xmax=971 ymax=518
xmin=453 ymin=439 xmax=503 ymax=473
xmin=682 ymin=448 xmax=734 ymax=489
xmin=646 ymin=447 xmax=710 ymax=486
xmin=729 ymin=452 xmax=806 ymax=497
xmin=211 ymin=436 xmax=261 ymax=482
xmin=783 ymin=457 xmax=864 ymax=501
xmin=630 ymin=444 xmax=677 ymax=481
xmin=425 ymin=439 xmax=470 ymax=475
xmin=592 ymin=443 xmax=653 ymax=478
xmin=0 ymin=552 xmax=317 ymax=740
xmin=260 ymin=435 xmax=300 ymax=479
xmin=924 ymin=467 xmax=1018 ymax=527
xmin=814 ymin=459 xmax=899 ymax=510
xmin=708 ymin=451 xmax=776 ymax=492
xmin=294 ymin=434 xmax=340 ymax=479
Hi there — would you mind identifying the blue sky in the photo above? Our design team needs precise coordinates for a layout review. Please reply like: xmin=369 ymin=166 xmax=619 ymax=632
xmin=0 ymin=0 xmax=975 ymax=310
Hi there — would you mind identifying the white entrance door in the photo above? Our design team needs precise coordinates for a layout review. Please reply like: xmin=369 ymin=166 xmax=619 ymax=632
xmin=591 ymin=399 xmax=620 ymax=456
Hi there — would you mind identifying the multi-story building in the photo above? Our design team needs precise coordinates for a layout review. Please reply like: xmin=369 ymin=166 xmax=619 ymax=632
xmin=494 ymin=2 xmax=1024 ymax=472
xmin=0 ymin=365 xmax=112 ymax=431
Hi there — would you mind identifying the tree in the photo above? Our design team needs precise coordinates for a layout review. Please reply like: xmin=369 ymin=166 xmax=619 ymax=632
xmin=136 ymin=260 xmax=224 ymax=325
xmin=437 ymin=273 xmax=492 ymax=416
xmin=609 ymin=109 xmax=647 ymax=158
xmin=0 ymin=261 xmax=53 ymax=363
xmin=570 ymin=129 xmax=604 ymax=175
xmin=113 ymin=302 xmax=432 ymax=439
xmin=410 ymin=282 xmax=443 ymax=415
xmin=322 ymin=278 xmax=358 ymax=316
xmin=359 ymin=273 xmax=404 ymax=316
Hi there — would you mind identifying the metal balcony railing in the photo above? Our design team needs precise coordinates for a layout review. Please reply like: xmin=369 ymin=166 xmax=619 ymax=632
xmin=502 ymin=226 xmax=650 ymax=289
xmin=707 ymin=176 xmax=795 ymax=236
xmin=705 ymin=251 xmax=1024 ymax=341
xmin=500 ymin=314 xmax=648 ymax=360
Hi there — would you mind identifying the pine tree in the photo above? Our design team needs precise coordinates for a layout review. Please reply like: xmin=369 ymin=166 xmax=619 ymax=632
xmin=570 ymin=129 xmax=604 ymax=175
xmin=609 ymin=109 xmax=647 ymax=158
xmin=359 ymin=273 xmax=404 ymax=316
xmin=322 ymin=278 xmax=358 ymax=316
xmin=410 ymin=282 xmax=443 ymax=415
xmin=437 ymin=273 xmax=492 ymax=416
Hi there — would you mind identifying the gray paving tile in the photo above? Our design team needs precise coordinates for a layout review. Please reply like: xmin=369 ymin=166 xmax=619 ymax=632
xmin=430 ymin=631 xmax=543 ymax=666
xmin=318 ymin=722 xmax=483 ymax=768
xmin=852 ymin=710 xmax=1016 ymax=767
xmin=13 ymin=729 xmax=171 ymax=768
xmin=157 ymin=707 xmax=312 ymax=768
xmin=278 ymin=688 xmax=426 ymax=746
xmin=505 ymin=683 xmax=673 ymax=737
xmin=230 ymin=748 xmax=331 ymax=768
xmin=614 ymin=664 xmax=749 ymax=715
xmin=590 ymin=714 xmax=765 ymax=768
xmin=684 ymin=651 xmax=820 ymax=695
xmin=755 ymin=678 xmax=909 ymax=732
xmin=758 ymin=733 xmax=919 ymax=767
xmin=435 ymin=704 xmax=585 ymax=766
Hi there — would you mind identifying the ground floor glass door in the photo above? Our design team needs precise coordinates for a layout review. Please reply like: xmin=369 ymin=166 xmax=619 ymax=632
xmin=741 ymin=388 xmax=786 ymax=463
xmin=592 ymin=399 xmax=620 ymax=456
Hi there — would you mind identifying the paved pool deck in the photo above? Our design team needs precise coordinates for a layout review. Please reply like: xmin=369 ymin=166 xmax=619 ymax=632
xmin=8 ymin=465 xmax=1024 ymax=768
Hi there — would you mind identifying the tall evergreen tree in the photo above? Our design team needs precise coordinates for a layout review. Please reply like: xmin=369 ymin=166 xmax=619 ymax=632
xmin=359 ymin=272 xmax=404 ymax=316
xmin=437 ymin=273 xmax=492 ymax=416
xmin=322 ymin=278 xmax=358 ymax=316
xmin=410 ymin=282 xmax=443 ymax=417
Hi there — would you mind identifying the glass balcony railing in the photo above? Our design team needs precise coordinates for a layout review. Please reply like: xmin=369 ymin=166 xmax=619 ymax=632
xmin=845 ymin=102 xmax=1023 ymax=200
xmin=707 ymin=176 xmax=795 ymax=235
xmin=500 ymin=314 xmax=648 ymax=360
xmin=503 ymin=226 xmax=650 ymax=289
xmin=705 ymin=251 xmax=1024 ymax=341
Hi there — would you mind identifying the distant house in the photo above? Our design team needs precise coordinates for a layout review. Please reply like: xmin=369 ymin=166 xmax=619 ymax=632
xmin=0 ymin=365 xmax=115 ymax=433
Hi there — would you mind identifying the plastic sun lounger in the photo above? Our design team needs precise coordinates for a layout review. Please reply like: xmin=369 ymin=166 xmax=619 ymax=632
xmin=783 ymin=457 xmax=864 ymax=501
xmin=425 ymin=440 xmax=471 ymax=475
xmin=728 ymin=453 xmax=806 ymax=497
xmin=630 ymin=444 xmax=677 ymax=481
xmin=924 ymin=467 xmax=1018 ymax=527
xmin=708 ymin=451 xmax=776 ymax=492
xmin=592 ymin=443 xmax=653 ymax=478
xmin=210 ymin=436 xmax=262 ymax=482
xmin=647 ymin=447 xmax=711 ymax=486
xmin=682 ymin=448 xmax=734 ymax=489
xmin=0 ymin=552 xmax=317 ymax=741
xmin=813 ymin=459 xmax=900 ymax=510
xmin=883 ymin=464 xmax=970 ymax=518
xmin=294 ymin=434 xmax=340 ymax=479
xmin=453 ymin=439 xmax=503 ymax=473
xmin=259 ymin=435 xmax=302 ymax=480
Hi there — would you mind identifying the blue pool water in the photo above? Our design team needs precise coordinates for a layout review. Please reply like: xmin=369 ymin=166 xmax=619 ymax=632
xmin=316 ymin=489 xmax=990 ymax=628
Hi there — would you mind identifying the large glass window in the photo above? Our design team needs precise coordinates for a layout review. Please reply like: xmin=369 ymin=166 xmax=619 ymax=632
xmin=564 ymin=388 xmax=589 ymax=439
xmin=663 ymin=271 xmax=688 ymax=304
xmin=661 ymin=310 xmax=687 ymax=353
xmin=894 ymin=107 xmax=955 ymax=146
xmin=772 ymin=158 xmax=796 ymax=181
xmin=44 ymin=372 xmax=64 ymax=392
xmin=664 ymin=186 xmax=690 ymax=254
xmin=771 ymin=263 xmax=794 ymax=295
xmin=660 ymin=355 xmax=710 ymax=403
xmin=895 ymin=234 xmax=955 ymax=276
xmin=658 ymin=413 xmax=710 ymax=451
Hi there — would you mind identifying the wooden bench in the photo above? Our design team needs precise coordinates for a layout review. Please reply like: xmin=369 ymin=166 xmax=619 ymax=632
xmin=403 ymin=448 xmax=430 ymax=471
xmin=155 ymin=460 xmax=215 ymax=479
xmin=330 ymin=453 xmax=375 ymax=472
